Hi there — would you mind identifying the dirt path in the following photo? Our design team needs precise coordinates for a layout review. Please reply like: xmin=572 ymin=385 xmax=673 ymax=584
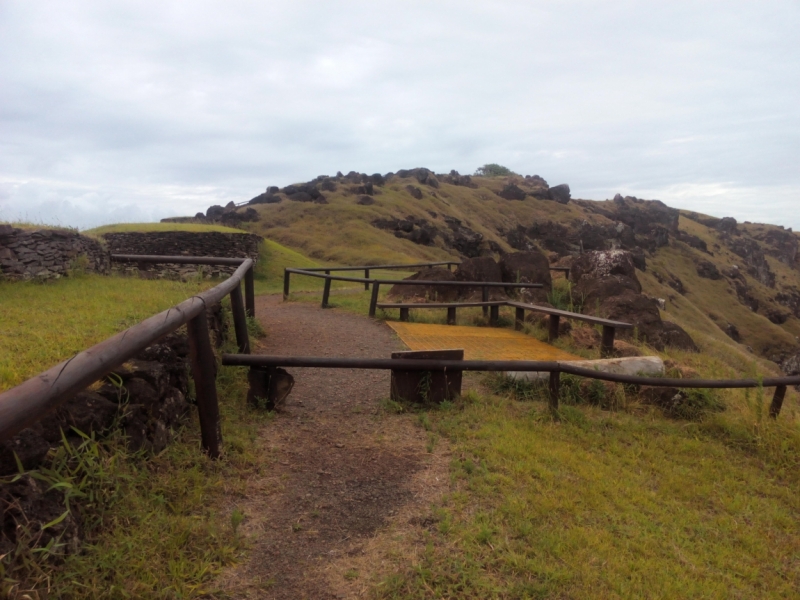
xmin=215 ymin=295 xmax=450 ymax=599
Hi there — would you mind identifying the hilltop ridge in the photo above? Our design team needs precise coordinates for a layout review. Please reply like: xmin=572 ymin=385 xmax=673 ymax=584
xmin=164 ymin=168 xmax=800 ymax=368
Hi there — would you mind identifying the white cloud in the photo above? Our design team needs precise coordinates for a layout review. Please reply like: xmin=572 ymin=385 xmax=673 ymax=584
xmin=0 ymin=0 xmax=798 ymax=229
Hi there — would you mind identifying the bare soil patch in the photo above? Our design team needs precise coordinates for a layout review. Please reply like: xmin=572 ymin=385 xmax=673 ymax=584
xmin=215 ymin=295 xmax=451 ymax=598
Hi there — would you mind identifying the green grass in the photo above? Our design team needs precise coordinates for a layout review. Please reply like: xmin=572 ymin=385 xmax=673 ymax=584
xmin=84 ymin=222 xmax=246 ymax=235
xmin=2 ymin=298 xmax=267 ymax=598
xmin=0 ymin=275 xmax=215 ymax=392
xmin=376 ymin=387 xmax=800 ymax=599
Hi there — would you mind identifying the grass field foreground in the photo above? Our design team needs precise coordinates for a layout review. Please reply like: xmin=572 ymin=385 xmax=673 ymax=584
xmin=375 ymin=386 xmax=800 ymax=599
xmin=1 ymin=275 xmax=267 ymax=597
xmin=0 ymin=274 xmax=216 ymax=393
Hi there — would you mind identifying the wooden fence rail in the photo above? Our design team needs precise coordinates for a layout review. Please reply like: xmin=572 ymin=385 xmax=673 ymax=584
xmin=0 ymin=256 xmax=256 ymax=457
xmin=222 ymin=354 xmax=800 ymax=418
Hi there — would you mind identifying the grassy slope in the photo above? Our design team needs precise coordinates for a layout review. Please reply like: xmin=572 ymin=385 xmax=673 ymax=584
xmin=0 ymin=275 xmax=214 ymax=392
xmin=231 ymin=176 xmax=800 ymax=365
xmin=239 ymin=176 xmax=586 ymax=265
xmin=377 ymin=390 xmax=800 ymax=599
xmin=0 ymin=276 xmax=267 ymax=596
xmin=84 ymin=222 xmax=246 ymax=235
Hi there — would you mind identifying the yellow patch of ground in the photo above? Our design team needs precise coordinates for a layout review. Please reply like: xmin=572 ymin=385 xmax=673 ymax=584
xmin=387 ymin=322 xmax=580 ymax=361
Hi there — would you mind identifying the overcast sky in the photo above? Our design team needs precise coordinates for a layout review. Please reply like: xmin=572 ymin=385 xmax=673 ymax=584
xmin=1 ymin=1 xmax=798 ymax=230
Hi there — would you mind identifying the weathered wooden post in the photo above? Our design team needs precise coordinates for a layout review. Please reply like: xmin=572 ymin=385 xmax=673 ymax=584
xmin=244 ymin=266 xmax=255 ymax=317
xmin=400 ymin=307 xmax=410 ymax=321
xmin=230 ymin=283 xmax=251 ymax=354
xmin=365 ymin=269 xmax=370 ymax=291
xmin=369 ymin=281 xmax=381 ymax=317
xmin=321 ymin=276 xmax=332 ymax=309
xmin=186 ymin=311 xmax=221 ymax=458
xmin=390 ymin=349 xmax=463 ymax=404
xmin=770 ymin=385 xmax=787 ymax=418
xmin=447 ymin=306 xmax=457 ymax=325
xmin=283 ymin=269 xmax=291 ymax=299
xmin=490 ymin=305 xmax=500 ymax=327
xmin=515 ymin=307 xmax=525 ymax=331
xmin=600 ymin=326 xmax=616 ymax=358
xmin=548 ymin=315 xmax=561 ymax=342
xmin=548 ymin=370 xmax=560 ymax=412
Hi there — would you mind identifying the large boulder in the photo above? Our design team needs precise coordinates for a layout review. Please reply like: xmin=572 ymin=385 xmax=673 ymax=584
xmin=570 ymin=250 xmax=639 ymax=283
xmin=570 ymin=250 xmax=695 ymax=352
xmin=548 ymin=184 xmax=571 ymax=204
xmin=386 ymin=268 xmax=459 ymax=303
xmin=498 ymin=184 xmax=527 ymax=201
xmin=455 ymin=257 xmax=503 ymax=300
xmin=499 ymin=251 xmax=551 ymax=303
xmin=595 ymin=291 xmax=698 ymax=351
xmin=696 ymin=260 xmax=721 ymax=280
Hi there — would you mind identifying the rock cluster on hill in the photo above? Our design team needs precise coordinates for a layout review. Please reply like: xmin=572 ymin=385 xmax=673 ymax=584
xmin=569 ymin=250 xmax=697 ymax=351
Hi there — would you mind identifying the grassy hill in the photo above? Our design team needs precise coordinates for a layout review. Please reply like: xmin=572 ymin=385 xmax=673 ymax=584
xmin=206 ymin=170 xmax=800 ymax=367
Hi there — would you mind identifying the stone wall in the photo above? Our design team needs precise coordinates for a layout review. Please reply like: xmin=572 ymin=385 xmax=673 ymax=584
xmin=102 ymin=231 xmax=262 ymax=278
xmin=0 ymin=225 xmax=110 ymax=281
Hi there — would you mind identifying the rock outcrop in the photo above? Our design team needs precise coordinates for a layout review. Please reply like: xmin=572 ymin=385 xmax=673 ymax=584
xmin=499 ymin=251 xmax=552 ymax=303
xmin=386 ymin=267 xmax=459 ymax=302
xmin=570 ymin=250 xmax=697 ymax=351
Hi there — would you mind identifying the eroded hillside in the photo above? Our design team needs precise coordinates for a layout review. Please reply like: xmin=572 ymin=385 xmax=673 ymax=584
xmin=166 ymin=168 xmax=800 ymax=365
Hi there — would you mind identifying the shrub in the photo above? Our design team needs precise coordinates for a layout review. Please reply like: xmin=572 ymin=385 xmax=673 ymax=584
xmin=473 ymin=164 xmax=516 ymax=177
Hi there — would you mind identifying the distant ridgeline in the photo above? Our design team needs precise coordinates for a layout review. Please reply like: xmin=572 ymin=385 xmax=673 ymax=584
xmin=0 ymin=225 xmax=261 ymax=281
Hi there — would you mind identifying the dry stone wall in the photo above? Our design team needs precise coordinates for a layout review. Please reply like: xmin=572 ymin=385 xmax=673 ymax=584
xmin=102 ymin=231 xmax=262 ymax=278
xmin=0 ymin=225 xmax=109 ymax=281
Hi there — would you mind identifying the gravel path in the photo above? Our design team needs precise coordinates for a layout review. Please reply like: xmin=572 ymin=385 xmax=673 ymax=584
xmin=216 ymin=295 xmax=449 ymax=599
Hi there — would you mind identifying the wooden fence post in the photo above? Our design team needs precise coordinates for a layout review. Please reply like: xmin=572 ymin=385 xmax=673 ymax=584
xmin=244 ymin=266 xmax=255 ymax=318
xmin=482 ymin=287 xmax=489 ymax=317
xmin=770 ymin=385 xmax=787 ymax=418
xmin=548 ymin=315 xmax=560 ymax=342
xmin=369 ymin=282 xmax=381 ymax=317
xmin=600 ymin=326 xmax=616 ymax=358
xmin=515 ymin=307 xmax=525 ymax=331
xmin=490 ymin=305 xmax=499 ymax=327
xmin=283 ymin=270 xmax=290 ymax=299
xmin=186 ymin=311 xmax=222 ymax=458
xmin=447 ymin=306 xmax=457 ymax=325
xmin=230 ymin=283 xmax=251 ymax=354
xmin=365 ymin=269 xmax=370 ymax=291
xmin=549 ymin=370 xmax=560 ymax=412
xmin=322 ymin=276 xmax=332 ymax=309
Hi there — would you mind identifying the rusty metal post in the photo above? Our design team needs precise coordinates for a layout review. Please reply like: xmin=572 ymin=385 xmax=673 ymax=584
xmin=365 ymin=269 xmax=370 ymax=291
xmin=230 ymin=284 xmax=251 ymax=354
xmin=447 ymin=306 xmax=457 ymax=325
xmin=369 ymin=281 xmax=380 ymax=317
xmin=770 ymin=385 xmax=787 ymax=418
xmin=549 ymin=370 xmax=560 ymax=412
xmin=400 ymin=307 xmax=410 ymax=322
xmin=244 ymin=266 xmax=255 ymax=318
xmin=515 ymin=307 xmax=525 ymax=331
xmin=548 ymin=315 xmax=560 ymax=342
xmin=283 ymin=269 xmax=290 ymax=299
xmin=601 ymin=326 xmax=615 ymax=358
xmin=482 ymin=286 xmax=489 ymax=317
xmin=186 ymin=311 xmax=222 ymax=458
xmin=490 ymin=305 xmax=499 ymax=327
xmin=322 ymin=276 xmax=332 ymax=308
